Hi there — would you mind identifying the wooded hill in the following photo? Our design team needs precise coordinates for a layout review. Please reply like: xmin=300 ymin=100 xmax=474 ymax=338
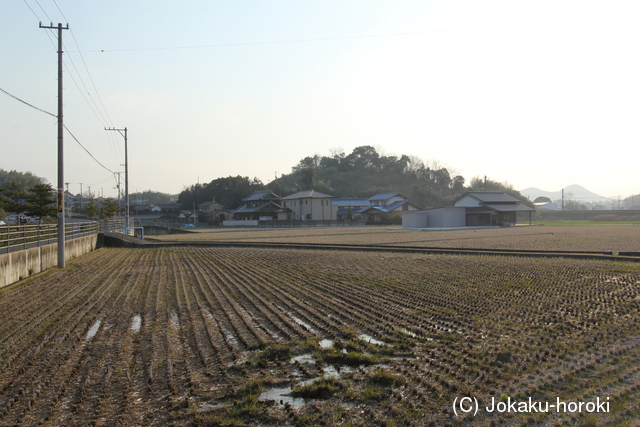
xmin=178 ymin=146 xmax=531 ymax=210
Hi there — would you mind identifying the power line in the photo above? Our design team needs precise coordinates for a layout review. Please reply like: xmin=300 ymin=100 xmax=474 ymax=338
xmin=0 ymin=87 xmax=55 ymax=117
xmin=64 ymin=125 xmax=115 ymax=174
xmin=25 ymin=0 xmax=123 ymax=167
xmin=1 ymin=86 xmax=115 ymax=175
xmin=75 ymin=27 xmax=508 ymax=53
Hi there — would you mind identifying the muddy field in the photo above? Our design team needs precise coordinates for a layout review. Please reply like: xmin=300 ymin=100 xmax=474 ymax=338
xmin=149 ymin=224 xmax=640 ymax=254
xmin=1 ymin=228 xmax=640 ymax=426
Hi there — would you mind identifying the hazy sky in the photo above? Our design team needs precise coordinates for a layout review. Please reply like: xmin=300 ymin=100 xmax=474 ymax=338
xmin=2 ymin=1 xmax=639 ymax=199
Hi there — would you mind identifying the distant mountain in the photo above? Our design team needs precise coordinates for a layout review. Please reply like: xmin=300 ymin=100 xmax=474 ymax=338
xmin=519 ymin=184 xmax=612 ymax=204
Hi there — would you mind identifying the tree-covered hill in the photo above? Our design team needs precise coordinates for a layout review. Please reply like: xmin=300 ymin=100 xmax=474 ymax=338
xmin=177 ymin=146 xmax=531 ymax=210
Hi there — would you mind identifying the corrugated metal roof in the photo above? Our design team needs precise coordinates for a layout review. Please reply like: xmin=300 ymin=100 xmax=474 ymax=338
xmin=281 ymin=190 xmax=332 ymax=199
xmin=367 ymin=192 xmax=401 ymax=201
xmin=332 ymin=198 xmax=370 ymax=207
xmin=466 ymin=192 xmax=521 ymax=203
xmin=483 ymin=203 xmax=535 ymax=212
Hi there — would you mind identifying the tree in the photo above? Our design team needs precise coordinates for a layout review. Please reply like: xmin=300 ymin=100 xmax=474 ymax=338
xmin=26 ymin=183 xmax=56 ymax=222
xmin=178 ymin=176 xmax=264 ymax=210
xmin=85 ymin=198 xmax=98 ymax=219
xmin=99 ymin=199 xmax=120 ymax=220
xmin=0 ymin=182 xmax=30 ymax=218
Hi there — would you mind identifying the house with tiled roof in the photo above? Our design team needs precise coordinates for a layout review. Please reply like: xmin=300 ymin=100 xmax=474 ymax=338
xmin=232 ymin=190 xmax=282 ymax=221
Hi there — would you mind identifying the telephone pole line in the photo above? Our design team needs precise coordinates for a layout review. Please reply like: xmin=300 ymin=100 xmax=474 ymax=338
xmin=40 ymin=22 xmax=69 ymax=268
xmin=105 ymin=127 xmax=129 ymax=232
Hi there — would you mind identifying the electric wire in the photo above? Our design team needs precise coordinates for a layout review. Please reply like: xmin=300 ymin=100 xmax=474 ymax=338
xmin=1 ymin=87 xmax=115 ymax=175
xmin=27 ymin=0 xmax=124 ymax=167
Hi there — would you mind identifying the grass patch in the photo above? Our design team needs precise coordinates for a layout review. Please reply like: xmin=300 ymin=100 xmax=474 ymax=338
xmin=292 ymin=376 xmax=344 ymax=398
xmin=368 ymin=369 xmax=406 ymax=387
xmin=252 ymin=343 xmax=292 ymax=363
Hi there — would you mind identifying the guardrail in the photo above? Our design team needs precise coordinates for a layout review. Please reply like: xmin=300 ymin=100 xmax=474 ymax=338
xmin=0 ymin=222 xmax=99 ymax=254
xmin=0 ymin=219 xmax=133 ymax=254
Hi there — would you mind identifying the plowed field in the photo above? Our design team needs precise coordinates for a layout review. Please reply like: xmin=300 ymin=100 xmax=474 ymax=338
xmin=1 ymin=241 xmax=640 ymax=425
xmin=149 ymin=224 xmax=640 ymax=254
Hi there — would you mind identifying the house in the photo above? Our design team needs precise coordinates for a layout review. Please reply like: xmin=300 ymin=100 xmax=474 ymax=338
xmin=150 ymin=204 xmax=182 ymax=215
xmin=280 ymin=190 xmax=336 ymax=221
xmin=454 ymin=191 xmax=534 ymax=226
xmin=403 ymin=191 xmax=535 ymax=229
xmin=357 ymin=193 xmax=420 ymax=222
xmin=332 ymin=198 xmax=371 ymax=220
xmin=232 ymin=190 xmax=282 ymax=221
xmin=197 ymin=201 xmax=229 ymax=224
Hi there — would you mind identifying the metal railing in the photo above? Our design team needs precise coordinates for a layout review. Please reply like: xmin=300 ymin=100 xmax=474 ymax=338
xmin=0 ymin=221 xmax=100 ymax=254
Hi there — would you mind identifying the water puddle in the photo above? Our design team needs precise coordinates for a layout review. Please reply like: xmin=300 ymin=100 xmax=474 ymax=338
xmin=319 ymin=339 xmax=334 ymax=349
xmin=276 ymin=304 xmax=319 ymax=334
xmin=259 ymin=386 xmax=308 ymax=408
xmin=131 ymin=314 xmax=142 ymax=333
xmin=85 ymin=318 xmax=102 ymax=342
xmin=171 ymin=310 xmax=180 ymax=328
xmin=206 ymin=310 xmax=240 ymax=349
xmin=291 ymin=354 xmax=315 ymax=363
xmin=238 ymin=306 xmax=280 ymax=339
xmin=197 ymin=402 xmax=228 ymax=412
xmin=358 ymin=334 xmax=389 ymax=346
xmin=398 ymin=327 xmax=417 ymax=338
xmin=290 ymin=315 xmax=318 ymax=334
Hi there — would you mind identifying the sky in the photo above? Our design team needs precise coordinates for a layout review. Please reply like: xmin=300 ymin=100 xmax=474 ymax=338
xmin=2 ymin=0 xmax=639 ymax=200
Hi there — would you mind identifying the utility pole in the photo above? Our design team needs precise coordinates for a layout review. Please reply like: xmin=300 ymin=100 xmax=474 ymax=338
xmin=105 ymin=127 xmax=129 ymax=232
xmin=115 ymin=172 xmax=122 ymax=217
xmin=65 ymin=182 xmax=69 ymax=218
xmin=40 ymin=22 xmax=69 ymax=268
xmin=562 ymin=188 xmax=565 ymax=211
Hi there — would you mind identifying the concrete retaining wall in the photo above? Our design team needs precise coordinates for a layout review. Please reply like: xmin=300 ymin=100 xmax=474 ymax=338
xmin=0 ymin=234 xmax=98 ymax=288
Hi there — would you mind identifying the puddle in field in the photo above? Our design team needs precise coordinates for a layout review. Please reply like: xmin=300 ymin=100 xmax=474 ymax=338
xmin=131 ymin=314 xmax=142 ymax=333
xmin=259 ymin=386 xmax=308 ymax=408
xmin=85 ymin=318 xmax=102 ymax=342
xmin=205 ymin=310 xmax=240 ymax=349
xmin=319 ymin=339 xmax=334 ymax=349
xmin=171 ymin=310 xmax=180 ymax=328
xmin=276 ymin=304 xmax=319 ymax=334
xmin=260 ymin=354 xmax=364 ymax=408
xmin=291 ymin=354 xmax=315 ymax=363
xmin=358 ymin=334 xmax=389 ymax=346
xmin=398 ymin=327 xmax=417 ymax=338
xmin=290 ymin=315 xmax=318 ymax=334
xmin=238 ymin=306 xmax=281 ymax=339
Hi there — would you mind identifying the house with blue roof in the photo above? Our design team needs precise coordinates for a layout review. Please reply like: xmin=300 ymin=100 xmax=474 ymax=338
xmin=358 ymin=193 xmax=420 ymax=222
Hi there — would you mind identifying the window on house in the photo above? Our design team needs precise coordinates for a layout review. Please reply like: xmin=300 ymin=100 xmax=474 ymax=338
xmin=305 ymin=200 xmax=308 ymax=205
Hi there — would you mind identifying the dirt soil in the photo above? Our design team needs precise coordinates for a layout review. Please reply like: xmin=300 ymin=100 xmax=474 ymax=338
xmin=1 ymin=226 xmax=640 ymax=426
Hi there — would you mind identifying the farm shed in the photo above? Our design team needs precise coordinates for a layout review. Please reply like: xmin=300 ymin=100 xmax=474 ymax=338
xmin=454 ymin=191 xmax=534 ymax=226
xmin=402 ymin=207 xmax=466 ymax=229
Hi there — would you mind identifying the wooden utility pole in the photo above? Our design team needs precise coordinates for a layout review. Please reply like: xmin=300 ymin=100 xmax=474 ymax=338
xmin=40 ymin=22 xmax=69 ymax=268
